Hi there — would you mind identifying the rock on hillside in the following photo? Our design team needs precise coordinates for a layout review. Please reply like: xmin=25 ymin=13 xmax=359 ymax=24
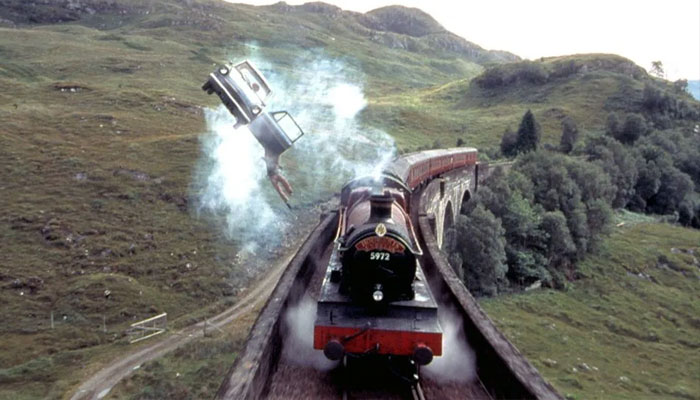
xmin=335 ymin=4 xmax=519 ymax=63
xmin=362 ymin=5 xmax=445 ymax=37
xmin=297 ymin=1 xmax=343 ymax=15
xmin=0 ymin=0 xmax=132 ymax=24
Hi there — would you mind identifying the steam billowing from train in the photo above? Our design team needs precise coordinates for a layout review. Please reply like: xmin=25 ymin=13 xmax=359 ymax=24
xmin=423 ymin=305 xmax=477 ymax=383
xmin=197 ymin=107 xmax=278 ymax=238
xmin=281 ymin=295 xmax=339 ymax=371
xmin=194 ymin=54 xmax=395 ymax=248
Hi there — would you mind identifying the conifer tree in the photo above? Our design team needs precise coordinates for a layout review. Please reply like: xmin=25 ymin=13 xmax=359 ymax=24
xmin=559 ymin=116 xmax=578 ymax=153
xmin=515 ymin=110 xmax=541 ymax=154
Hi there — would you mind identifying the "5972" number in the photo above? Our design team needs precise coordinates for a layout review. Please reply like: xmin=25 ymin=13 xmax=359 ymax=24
xmin=370 ymin=252 xmax=390 ymax=261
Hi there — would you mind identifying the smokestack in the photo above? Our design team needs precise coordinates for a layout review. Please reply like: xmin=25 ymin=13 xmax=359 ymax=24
xmin=370 ymin=191 xmax=393 ymax=222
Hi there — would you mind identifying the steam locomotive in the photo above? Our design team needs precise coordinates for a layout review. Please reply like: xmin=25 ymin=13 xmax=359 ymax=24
xmin=313 ymin=147 xmax=478 ymax=368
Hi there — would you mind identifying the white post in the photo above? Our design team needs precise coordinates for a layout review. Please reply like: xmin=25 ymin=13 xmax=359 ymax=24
xmin=50 ymin=311 xmax=54 ymax=329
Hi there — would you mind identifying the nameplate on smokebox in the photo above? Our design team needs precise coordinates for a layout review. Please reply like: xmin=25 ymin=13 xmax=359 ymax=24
xmin=355 ymin=236 xmax=405 ymax=253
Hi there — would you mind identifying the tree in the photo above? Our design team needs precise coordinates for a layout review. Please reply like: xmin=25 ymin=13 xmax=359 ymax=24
xmin=500 ymin=127 xmax=518 ymax=157
xmin=650 ymin=166 xmax=694 ymax=216
xmin=565 ymin=157 xmax=615 ymax=205
xmin=443 ymin=226 xmax=464 ymax=281
xmin=649 ymin=61 xmax=665 ymax=78
xmin=585 ymin=198 xmax=614 ymax=241
xmin=515 ymin=110 xmax=541 ymax=154
xmin=559 ymin=116 xmax=578 ymax=153
xmin=585 ymin=135 xmax=639 ymax=208
xmin=540 ymin=211 xmax=576 ymax=268
xmin=615 ymin=113 xmax=647 ymax=144
xmin=633 ymin=144 xmax=672 ymax=210
xmin=606 ymin=112 xmax=621 ymax=137
xmin=450 ymin=206 xmax=507 ymax=296
xmin=673 ymin=79 xmax=688 ymax=93
xmin=539 ymin=210 xmax=577 ymax=287
xmin=515 ymin=151 xmax=615 ymax=258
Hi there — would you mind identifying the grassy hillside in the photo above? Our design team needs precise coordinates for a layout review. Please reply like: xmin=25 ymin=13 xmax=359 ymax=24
xmin=481 ymin=216 xmax=700 ymax=400
xmin=366 ymin=53 xmax=698 ymax=153
xmin=0 ymin=0 xmax=511 ymax=398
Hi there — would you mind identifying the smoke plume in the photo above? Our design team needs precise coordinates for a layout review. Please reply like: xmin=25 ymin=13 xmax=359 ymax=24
xmin=423 ymin=305 xmax=477 ymax=383
xmin=257 ymin=56 xmax=396 ymax=185
xmin=196 ymin=107 xmax=281 ymax=240
xmin=281 ymin=295 xmax=338 ymax=371
xmin=193 ymin=53 xmax=396 ymax=247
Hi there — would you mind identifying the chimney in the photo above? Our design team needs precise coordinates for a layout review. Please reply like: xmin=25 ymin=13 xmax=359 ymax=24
xmin=369 ymin=190 xmax=393 ymax=221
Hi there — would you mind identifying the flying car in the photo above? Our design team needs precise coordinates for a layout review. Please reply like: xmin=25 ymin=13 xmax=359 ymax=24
xmin=202 ymin=60 xmax=304 ymax=205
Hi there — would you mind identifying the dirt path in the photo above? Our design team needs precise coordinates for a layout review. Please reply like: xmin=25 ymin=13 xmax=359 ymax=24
xmin=69 ymin=255 xmax=291 ymax=400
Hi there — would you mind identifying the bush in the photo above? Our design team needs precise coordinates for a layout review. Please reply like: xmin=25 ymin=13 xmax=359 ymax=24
xmin=614 ymin=113 xmax=647 ymax=144
xmin=585 ymin=135 xmax=638 ymax=208
xmin=474 ymin=61 xmax=549 ymax=89
xmin=559 ymin=116 xmax=578 ymax=154
xmin=500 ymin=127 xmax=518 ymax=157
xmin=447 ymin=205 xmax=507 ymax=296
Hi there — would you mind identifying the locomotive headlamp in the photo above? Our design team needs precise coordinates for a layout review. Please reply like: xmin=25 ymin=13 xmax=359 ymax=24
xmin=372 ymin=284 xmax=384 ymax=302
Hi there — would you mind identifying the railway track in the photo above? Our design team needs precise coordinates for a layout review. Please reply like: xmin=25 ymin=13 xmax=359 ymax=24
xmin=216 ymin=169 xmax=562 ymax=399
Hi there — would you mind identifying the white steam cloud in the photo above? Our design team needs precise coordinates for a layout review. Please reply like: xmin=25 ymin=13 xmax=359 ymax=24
xmin=194 ymin=54 xmax=396 ymax=245
xmin=197 ymin=106 xmax=279 ymax=240
xmin=328 ymin=83 xmax=366 ymax=119
xmin=281 ymin=295 xmax=338 ymax=371
xmin=423 ymin=306 xmax=477 ymax=384
xmin=259 ymin=57 xmax=396 ymax=183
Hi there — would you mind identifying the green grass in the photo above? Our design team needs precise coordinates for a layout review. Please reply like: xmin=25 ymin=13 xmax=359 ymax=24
xmin=105 ymin=331 xmax=246 ymax=400
xmin=105 ymin=299 xmax=259 ymax=400
xmin=480 ymin=220 xmax=700 ymax=400
xmin=0 ymin=1 xmax=499 ymax=397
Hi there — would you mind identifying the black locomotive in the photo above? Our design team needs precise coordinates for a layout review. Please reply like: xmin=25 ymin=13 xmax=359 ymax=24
xmin=313 ymin=148 xmax=478 ymax=367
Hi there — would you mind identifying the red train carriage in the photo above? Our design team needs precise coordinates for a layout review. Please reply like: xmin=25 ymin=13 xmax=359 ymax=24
xmin=384 ymin=147 xmax=478 ymax=190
